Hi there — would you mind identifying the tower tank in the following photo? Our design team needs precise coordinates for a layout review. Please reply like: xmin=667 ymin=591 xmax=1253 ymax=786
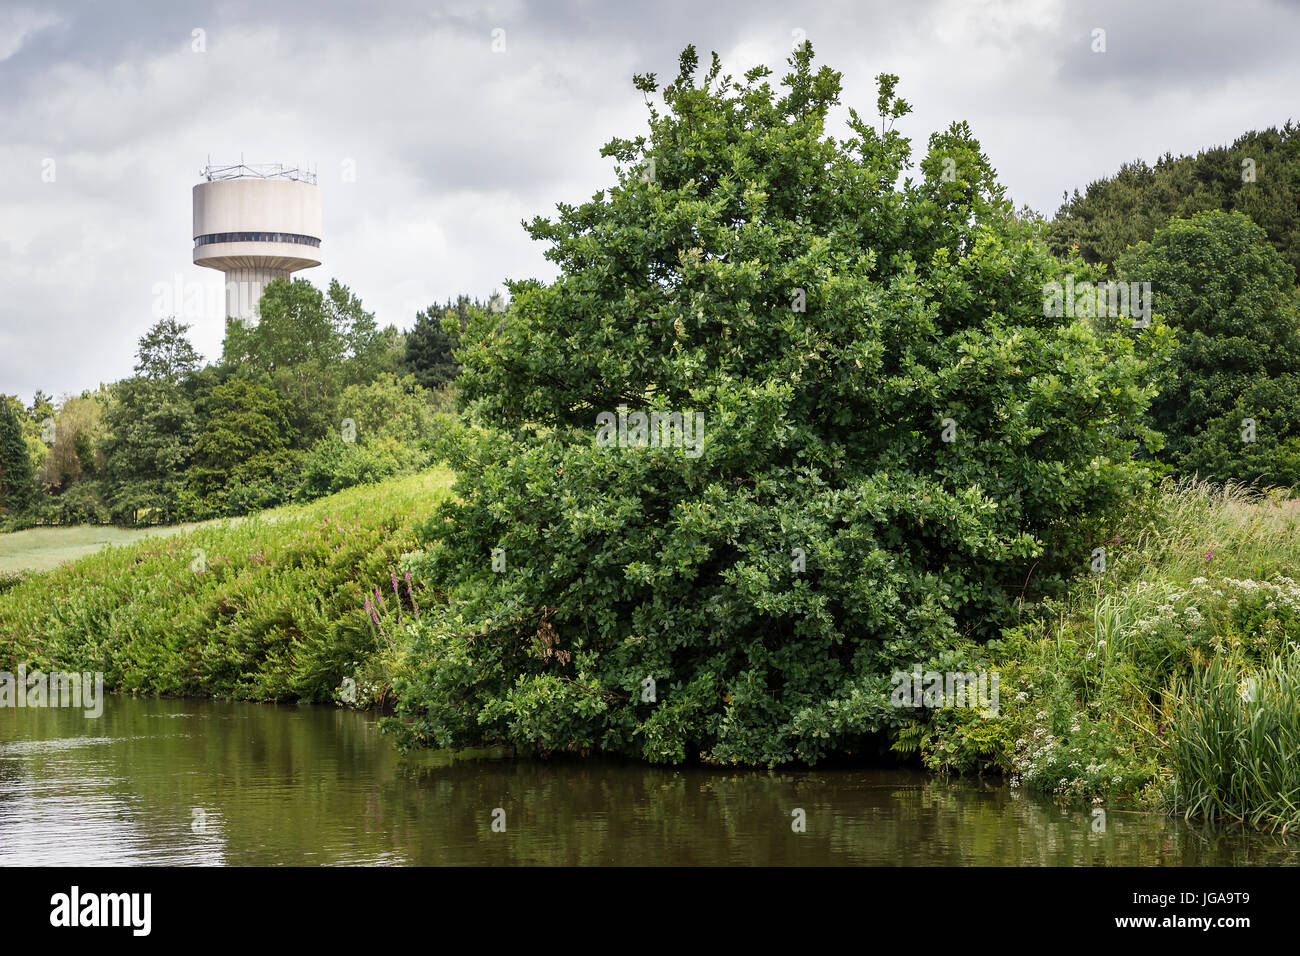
xmin=192 ymin=162 xmax=322 ymax=320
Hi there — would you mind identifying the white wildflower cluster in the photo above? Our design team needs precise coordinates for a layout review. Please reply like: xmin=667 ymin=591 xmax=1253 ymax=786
xmin=1009 ymin=576 xmax=1300 ymax=799
xmin=1129 ymin=576 xmax=1300 ymax=644
xmin=1012 ymin=711 xmax=1058 ymax=781
xmin=1011 ymin=710 xmax=1120 ymax=796
xmin=1219 ymin=576 xmax=1300 ymax=615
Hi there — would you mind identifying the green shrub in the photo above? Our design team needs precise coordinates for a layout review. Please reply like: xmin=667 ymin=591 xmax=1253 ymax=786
xmin=218 ymin=474 xmax=297 ymax=516
xmin=383 ymin=47 xmax=1165 ymax=765
xmin=294 ymin=374 xmax=443 ymax=500
xmin=296 ymin=438 xmax=406 ymax=500
xmin=49 ymin=482 xmax=111 ymax=525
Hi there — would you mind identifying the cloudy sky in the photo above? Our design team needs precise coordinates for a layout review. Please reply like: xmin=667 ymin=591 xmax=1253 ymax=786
xmin=2 ymin=0 xmax=1298 ymax=401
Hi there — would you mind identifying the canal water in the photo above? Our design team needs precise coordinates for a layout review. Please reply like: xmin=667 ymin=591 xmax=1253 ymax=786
xmin=2 ymin=697 xmax=1296 ymax=866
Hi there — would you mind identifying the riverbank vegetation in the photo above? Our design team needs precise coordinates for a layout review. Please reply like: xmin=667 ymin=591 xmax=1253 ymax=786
xmin=0 ymin=469 xmax=453 ymax=703
xmin=4 ymin=43 xmax=1300 ymax=832
xmin=910 ymin=481 xmax=1300 ymax=830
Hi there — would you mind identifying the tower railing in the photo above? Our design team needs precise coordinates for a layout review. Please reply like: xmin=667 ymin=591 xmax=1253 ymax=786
xmin=199 ymin=162 xmax=317 ymax=184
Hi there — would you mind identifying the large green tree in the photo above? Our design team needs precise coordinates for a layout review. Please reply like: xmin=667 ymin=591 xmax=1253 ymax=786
xmin=1118 ymin=210 xmax=1300 ymax=484
xmin=386 ymin=47 xmax=1166 ymax=766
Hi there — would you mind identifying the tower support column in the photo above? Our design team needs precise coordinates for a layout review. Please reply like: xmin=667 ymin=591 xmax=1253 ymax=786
xmin=223 ymin=266 xmax=289 ymax=322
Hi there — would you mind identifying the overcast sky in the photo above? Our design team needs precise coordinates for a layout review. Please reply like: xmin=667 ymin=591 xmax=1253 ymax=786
xmin=2 ymin=0 xmax=1298 ymax=401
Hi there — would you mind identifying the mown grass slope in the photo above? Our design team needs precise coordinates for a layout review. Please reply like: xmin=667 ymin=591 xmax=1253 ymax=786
xmin=0 ymin=521 xmax=227 ymax=576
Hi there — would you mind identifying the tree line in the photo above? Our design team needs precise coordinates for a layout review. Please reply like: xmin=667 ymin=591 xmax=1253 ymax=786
xmin=4 ymin=107 xmax=1299 ymax=531
xmin=0 ymin=281 xmax=483 ymax=527
xmin=1048 ymin=121 xmax=1300 ymax=485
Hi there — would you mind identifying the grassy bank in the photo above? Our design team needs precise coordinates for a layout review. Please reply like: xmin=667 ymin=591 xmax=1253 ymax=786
xmin=0 ymin=468 xmax=454 ymax=704
xmin=0 ymin=521 xmax=233 ymax=576
xmin=913 ymin=481 xmax=1300 ymax=831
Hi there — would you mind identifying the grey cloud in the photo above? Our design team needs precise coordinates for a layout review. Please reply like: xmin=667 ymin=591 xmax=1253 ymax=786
xmin=2 ymin=0 xmax=1299 ymax=399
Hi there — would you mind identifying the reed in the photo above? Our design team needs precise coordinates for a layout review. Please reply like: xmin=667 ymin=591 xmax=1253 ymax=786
xmin=1168 ymin=648 xmax=1300 ymax=832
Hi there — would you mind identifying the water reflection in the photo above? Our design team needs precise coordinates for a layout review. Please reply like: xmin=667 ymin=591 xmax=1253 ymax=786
xmin=1 ymin=698 xmax=1295 ymax=866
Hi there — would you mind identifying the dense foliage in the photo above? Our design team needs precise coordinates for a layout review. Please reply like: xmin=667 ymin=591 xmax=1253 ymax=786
xmin=915 ymin=479 xmax=1300 ymax=831
xmin=1117 ymin=210 xmax=1300 ymax=485
xmin=404 ymin=296 xmax=481 ymax=390
xmin=1048 ymin=122 xmax=1300 ymax=274
xmin=384 ymin=46 xmax=1167 ymax=765
xmin=0 ymin=396 xmax=37 ymax=516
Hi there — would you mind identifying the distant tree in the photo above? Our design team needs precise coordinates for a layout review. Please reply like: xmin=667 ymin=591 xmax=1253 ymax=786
xmin=0 ymin=396 xmax=37 ymax=514
xmin=336 ymin=372 xmax=439 ymax=446
xmin=99 ymin=378 xmax=197 ymax=523
xmin=378 ymin=324 xmax=407 ymax=377
xmin=39 ymin=395 xmax=107 ymax=493
xmin=190 ymin=378 xmax=295 ymax=504
xmin=332 ymin=282 xmax=391 ymax=385
xmin=221 ymin=277 xmax=388 ymax=447
xmin=135 ymin=317 xmax=202 ymax=384
xmin=98 ymin=324 xmax=202 ymax=523
xmin=28 ymin=390 xmax=55 ymax=419
xmin=223 ymin=277 xmax=384 ymax=375
xmin=223 ymin=278 xmax=341 ymax=371
xmin=1049 ymin=123 xmax=1300 ymax=274
xmin=404 ymin=297 xmax=470 ymax=389
xmin=1118 ymin=210 xmax=1300 ymax=485
xmin=21 ymin=391 xmax=54 ymax=480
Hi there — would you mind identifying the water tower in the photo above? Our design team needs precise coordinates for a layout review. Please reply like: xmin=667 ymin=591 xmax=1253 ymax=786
xmin=192 ymin=162 xmax=322 ymax=321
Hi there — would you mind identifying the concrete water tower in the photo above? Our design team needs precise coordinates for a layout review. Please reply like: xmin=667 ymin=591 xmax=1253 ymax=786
xmin=192 ymin=161 xmax=322 ymax=321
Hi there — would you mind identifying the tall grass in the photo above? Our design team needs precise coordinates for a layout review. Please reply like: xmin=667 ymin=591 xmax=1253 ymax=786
xmin=1169 ymin=648 xmax=1300 ymax=832
xmin=1111 ymin=479 xmax=1299 ymax=585
xmin=0 ymin=468 xmax=455 ymax=704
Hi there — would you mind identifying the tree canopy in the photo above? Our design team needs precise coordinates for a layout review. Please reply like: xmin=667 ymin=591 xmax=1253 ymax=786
xmin=1119 ymin=210 xmax=1300 ymax=485
xmin=388 ymin=45 xmax=1167 ymax=765
xmin=0 ymin=396 xmax=37 ymax=515
xmin=1048 ymin=123 xmax=1300 ymax=275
